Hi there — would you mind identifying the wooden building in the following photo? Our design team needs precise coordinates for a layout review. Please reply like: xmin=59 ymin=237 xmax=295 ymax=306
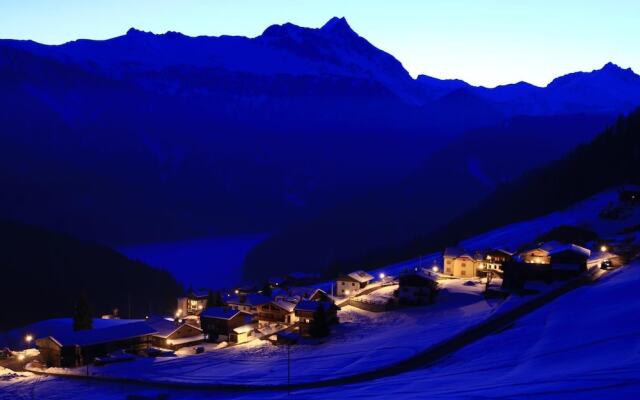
xmin=229 ymin=323 xmax=257 ymax=344
xmin=294 ymin=300 xmax=339 ymax=336
xmin=397 ymin=270 xmax=439 ymax=305
xmin=480 ymin=249 xmax=513 ymax=271
xmin=145 ymin=317 xmax=204 ymax=350
xmin=176 ymin=289 xmax=209 ymax=316
xmin=199 ymin=307 xmax=251 ymax=342
xmin=336 ymin=270 xmax=374 ymax=297
xmin=36 ymin=322 xmax=157 ymax=368
xmin=256 ymin=300 xmax=297 ymax=328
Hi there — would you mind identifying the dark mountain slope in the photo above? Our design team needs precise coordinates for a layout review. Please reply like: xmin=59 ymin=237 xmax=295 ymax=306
xmin=243 ymin=113 xmax=615 ymax=278
xmin=0 ymin=220 xmax=183 ymax=331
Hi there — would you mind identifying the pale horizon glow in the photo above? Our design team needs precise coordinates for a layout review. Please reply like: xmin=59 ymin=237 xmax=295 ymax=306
xmin=0 ymin=0 xmax=638 ymax=87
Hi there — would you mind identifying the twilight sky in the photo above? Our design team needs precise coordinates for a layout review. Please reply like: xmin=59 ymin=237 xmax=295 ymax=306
xmin=1 ymin=0 xmax=638 ymax=87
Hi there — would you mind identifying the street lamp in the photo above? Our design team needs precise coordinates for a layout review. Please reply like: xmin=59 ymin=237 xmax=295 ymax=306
xmin=600 ymin=245 xmax=608 ymax=252
xmin=234 ymin=289 xmax=239 ymax=295
xmin=432 ymin=266 xmax=439 ymax=273
xmin=379 ymin=272 xmax=385 ymax=280
xmin=25 ymin=334 xmax=33 ymax=344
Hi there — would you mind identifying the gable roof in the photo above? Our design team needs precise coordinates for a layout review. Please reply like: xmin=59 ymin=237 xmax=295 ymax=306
xmin=444 ymin=247 xmax=477 ymax=259
xmin=45 ymin=321 xmax=157 ymax=347
xmin=200 ymin=307 xmax=243 ymax=320
xmin=145 ymin=317 xmax=201 ymax=338
xmin=549 ymin=243 xmax=591 ymax=257
xmin=271 ymin=300 xmax=296 ymax=313
xmin=349 ymin=270 xmax=374 ymax=283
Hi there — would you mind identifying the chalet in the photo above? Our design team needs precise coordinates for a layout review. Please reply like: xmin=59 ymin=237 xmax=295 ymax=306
xmin=480 ymin=249 xmax=513 ymax=271
xmin=336 ymin=270 xmax=374 ymax=297
xmin=294 ymin=300 xmax=339 ymax=336
xmin=397 ymin=270 xmax=439 ymax=305
xmin=199 ymin=307 xmax=252 ymax=342
xmin=176 ymin=289 xmax=209 ymax=316
xmin=145 ymin=317 xmax=204 ymax=350
xmin=516 ymin=241 xmax=563 ymax=264
xmin=225 ymin=293 xmax=271 ymax=314
xmin=36 ymin=321 xmax=157 ymax=368
xmin=443 ymin=247 xmax=482 ymax=277
xmin=257 ymin=300 xmax=297 ymax=327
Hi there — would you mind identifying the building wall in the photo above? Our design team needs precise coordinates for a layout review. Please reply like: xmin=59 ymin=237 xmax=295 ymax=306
xmin=444 ymin=256 xmax=479 ymax=277
xmin=336 ymin=279 xmax=368 ymax=296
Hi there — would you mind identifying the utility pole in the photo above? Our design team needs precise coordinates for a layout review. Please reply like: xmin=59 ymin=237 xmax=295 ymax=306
xmin=287 ymin=343 xmax=291 ymax=395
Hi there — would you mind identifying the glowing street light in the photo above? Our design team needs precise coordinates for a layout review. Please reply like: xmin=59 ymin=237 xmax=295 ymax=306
xmin=600 ymin=245 xmax=608 ymax=252
xmin=25 ymin=334 xmax=33 ymax=344
xmin=234 ymin=289 xmax=239 ymax=295
xmin=345 ymin=290 xmax=351 ymax=297
xmin=379 ymin=272 xmax=385 ymax=280
xmin=432 ymin=266 xmax=439 ymax=272
xmin=18 ymin=354 xmax=25 ymax=361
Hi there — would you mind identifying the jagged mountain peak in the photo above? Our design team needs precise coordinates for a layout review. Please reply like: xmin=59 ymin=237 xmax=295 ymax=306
xmin=321 ymin=17 xmax=355 ymax=35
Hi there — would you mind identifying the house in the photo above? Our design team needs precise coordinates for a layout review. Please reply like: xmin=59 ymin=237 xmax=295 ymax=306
xmin=397 ymin=270 xmax=439 ymax=305
xmin=145 ymin=317 xmax=204 ymax=350
xmin=225 ymin=293 xmax=271 ymax=314
xmin=229 ymin=323 xmax=258 ymax=344
xmin=256 ymin=300 xmax=297 ymax=327
xmin=443 ymin=247 xmax=482 ymax=277
xmin=176 ymin=289 xmax=209 ymax=316
xmin=336 ymin=270 xmax=374 ymax=297
xmin=479 ymin=249 xmax=513 ymax=271
xmin=294 ymin=300 xmax=339 ymax=336
xmin=549 ymin=244 xmax=590 ymax=278
xmin=199 ymin=307 xmax=252 ymax=342
xmin=516 ymin=241 xmax=563 ymax=264
xmin=36 ymin=321 xmax=157 ymax=368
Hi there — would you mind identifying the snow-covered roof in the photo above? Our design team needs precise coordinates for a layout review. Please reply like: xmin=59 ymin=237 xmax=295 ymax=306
xmin=271 ymin=300 xmax=296 ymax=313
xmin=444 ymin=247 xmax=477 ymax=259
xmin=294 ymin=300 xmax=335 ymax=313
xmin=145 ymin=317 xmax=201 ymax=338
xmin=200 ymin=307 xmax=242 ymax=320
xmin=233 ymin=324 xmax=256 ymax=334
xmin=549 ymin=243 xmax=591 ymax=257
xmin=347 ymin=270 xmax=374 ymax=283
xmin=43 ymin=321 xmax=157 ymax=347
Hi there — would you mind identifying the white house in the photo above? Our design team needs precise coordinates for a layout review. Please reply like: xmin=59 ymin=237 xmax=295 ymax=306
xmin=336 ymin=270 xmax=374 ymax=297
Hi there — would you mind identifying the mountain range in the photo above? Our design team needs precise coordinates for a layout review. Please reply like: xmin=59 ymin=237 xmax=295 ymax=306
xmin=1 ymin=17 xmax=639 ymax=269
